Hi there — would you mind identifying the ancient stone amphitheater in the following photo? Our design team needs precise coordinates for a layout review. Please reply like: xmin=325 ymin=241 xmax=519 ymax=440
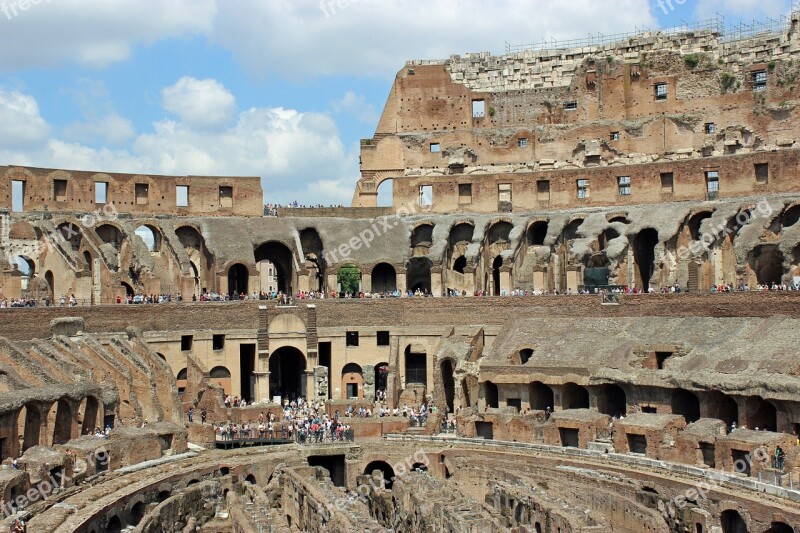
xmin=2 ymin=8 xmax=800 ymax=533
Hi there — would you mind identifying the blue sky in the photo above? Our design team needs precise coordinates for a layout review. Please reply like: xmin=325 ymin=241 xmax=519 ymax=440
xmin=0 ymin=0 xmax=793 ymax=206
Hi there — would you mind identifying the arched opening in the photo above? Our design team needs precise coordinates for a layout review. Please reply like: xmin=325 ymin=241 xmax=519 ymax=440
xmin=106 ymin=515 xmax=122 ymax=533
xmin=745 ymin=396 xmax=776 ymax=431
xmin=410 ymin=224 xmax=434 ymax=248
xmin=82 ymin=250 xmax=93 ymax=273
xmin=269 ymin=347 xmax=307 ymax=400
xmin=407 ymin=257 xmax=432 ymax=293
xmin=245 ymin=474 xmax=257 ymax=484
xmin=608 ymin=215 xmax=629 ymax=224
xmin=376 ymin=178 xmax=393 ymax=207
xmin=411 ymin=462 xmax=428 ymax=472
xmin=95 ymin=224 xmax=124 ymax=252
xmin=597 ymin=384 xmax=627 ymax=418
xmin=209 ymin=366 xmax=232 ymax=396
xmin=176 ymin=226 xmax=210 ymax=293
xmin=18 ymin=403 xmax=41 ymax=452
xmin=156 ymin=490 xmax=171 ymax=503
xmin=11 ymin=256 xmax=34 ymax=294
xmin=337 ymin=264 xmax=361 ymax=295
xmin=44 ymin=270 xmax=55 ymax=302
xmin=453 ymin=256 xmax=467 ymax=274
xmin=720 ymin=510 xmax=748 ymax=533
xmin=440 ymin=359 xmax=455 ymax=413
xmin=227 ymin=263 xmax=249 ymax=296
xmin=671 ymin=388 xmax=701 ymax=423
xmin=748 ymin=244 xmax=784 ymax=285
xmin=176 ymin=368 xmax=188 ymax=395
xmin=449 ymin=223 xmax=474 ymax=245
xmin=529 ymin=382 xmax=554 ymax=411
xmin=51 ymin=399 xmax=72 ymax=445
xmin=598 ymin=228 xmax=620 ymax=251
xmin=341 ymin=363 xmax=363 ymax=399
xmin=189 ymin=261 xmax=201 ymax=295
xmin=254 ymin=241 xmax=294 ymax=294
xmin=80 ymin=396 xmax=99 ymax=436
xmin=560 ymin=218 xmax=584 ymax=242
xmin=56 ymin=222 xmax=82 ymax=251
xmin=135 ymin=225 xmax=161 ymax=252
xmin=705 ymin=391 xmax=739 ymax=427
xmin=519 ymin=349 xmax=533 ymax=364
xmin=371 ymin=263 xmax=396 ymax=293
xmin=364 ymin=460 xmax=395 ymax=489
xmin=687 ymin=211 xmax=713 ymax=241
xmin=121 ymin=281 xmax=134 ymax=297
xmin=299 ymin=228 xmax=325 ymax=292
xmin=633 ymin=228 xmax=659 ymax=290
xmin=374 ymin=363 xmax=388 ymax=398
xmin=527 ymin=221 xmax=548 ymax=246
xmin=488 ymin=221 xmax=513 ymax=245
xmin=781 ymin=205 xmax=800 ymax=228
xmin=130 ymin=501 xmax=146 ymax=525
xmin=484 ymin=381 xmax=499 ymax=409
xmin=492 ymin=256 xmax=503 ymax=295
xmin=765 ymin=522 xmax=794 ymax=533
xmin=562 ymin=383 xmax=590 ymax=409
xmin=404 ymin=345 xmax=427 ymax=386
xmin=156 ymin=352 xmax=167 ymax=361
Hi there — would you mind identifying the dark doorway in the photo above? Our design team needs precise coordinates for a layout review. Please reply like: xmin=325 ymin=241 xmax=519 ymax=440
xmin=492 ymin=256 xmax=502 ymax=295
xmin=269 ymin=347 xmax=307 ymax=399
xmin=633 ymin=228 xmax=659 ymax=290
xmin=239 ymin=344 xmax=256 ymax=403
xmin=700 ymin=442 xmax=715 ymax=468
xmin=748 ymin=244 xmax=784 ymax=285
xmin=81 ymin=396 xmax=99 ymax=436
xmin=475 ymin=421 xmax=494 ymax=439
xmin=559 ymin=428 xmax=579 ymax=448
xmin=706 ymin=391 xmax=739 ymax=427
xmin=529 ymin=382 xmax=554 ymax=411
xmin=731 ymin=450 xmax=752 ymax=476
xmin=562 ymin=383 xmax=590 ymax=409
xmin=375 ymin=363 xmax=388 ymax=398
xmin=484 ymin=381 xmax=499 ymax=409
xmin=52 ymin=399 xmax=73 ymax=444
xmin=404 ymin=346 xmax=427 ymax=386
xmin=227 ymin=263 xmax=248 ymax=296
xmin=628 ymin=434 xmax=647 ymax=454
xmin=720 ymin=510 xmax=748 ymax=533
xmin=745 ymin=396 xmax=776 ymax=431
xmin=307 ymin=454 xmax=345 ymax=487
xmin=407 ymin=257 xmax=432 ymax=292
xmin=319 ymin=342 xmax=332 ymax=399
xmin=671 ymin=388 xmax=701 ymax=423
xmin=106 ymin=516 xmax=122 ymax=533
xmin=254 ymin=241 xmax=294 ymax=293
xmin=364 ymin=460 xmax=395 ymax=489
xmin=371 ymin=263 xmax=397 ymax=293
xmin=441 ymin=359 xmax=455 ymax=413
xmin=764 ymin=522 xmax=794 ymax=533
xmin=597 ymin=384 xmax=627 ymax=418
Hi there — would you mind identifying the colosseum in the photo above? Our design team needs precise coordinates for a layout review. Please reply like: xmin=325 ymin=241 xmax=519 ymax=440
xmin=1 ymin=6 xmax=800 ymax=533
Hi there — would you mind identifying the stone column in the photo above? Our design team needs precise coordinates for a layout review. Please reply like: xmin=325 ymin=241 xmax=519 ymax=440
xmin=396 ymin=271 xmax=407 ymax=296
xmin=254 ymin=305 xmax=271 ymax=402
xmin=431 ymin=265 xmax=443 ymax=297
xmin=499 ymin=264 xmax=512 ymax=295
xmin=313 ymin=366 xmax=329 ymax=402
xmin=463 ymin=266 xmax=476 ymax=295
xmin=363 ymin=364 xmax=376 ymax=402
xmin=361 ymin=268 xmax=372 ymax=293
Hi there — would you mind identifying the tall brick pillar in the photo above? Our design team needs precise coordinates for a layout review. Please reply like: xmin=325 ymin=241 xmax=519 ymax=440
xmin=306 ymin=304 xmax=319 ymax=399
xmin=254 ymin=305 xmax=271 ymax=403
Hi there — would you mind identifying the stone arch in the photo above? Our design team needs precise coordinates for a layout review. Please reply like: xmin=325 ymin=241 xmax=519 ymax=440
xmin=375 ymin=363 xmax=389 ymax=396
xmin=596 ymin=384 xmax=627 ymax=418
xmin=780 ymin=204 xmax=800 ymax=228
xmin=363 ymin=460 xmax=395 ymax=489
xmin=95 ymin=223 xmax=124 ymax=252
xmin=254 ymin=241 xmax=295 ymax=294
xmin=50 ymin=399 xmax=72 ymax=445
xmin=671 ymin=388 xmax=701 ymax=423
xmin=686 ymin=210 xmax=714 ymax=241
xmin=527 ymin=220 xmax=548 ymax=246
xmin=129 ymin=499 xmax=146 ymax=526
xmin=371 ymin=263 xmax=397 ymax=293
xmin=562 ymin=383 xmax=589 ymax=410
xmin=410 ymin=223 xmax=435 ymax=248
xmin=341 ymin=363 xmax=363 ymax=399
xmin=17 ymin=403 xmax=41 ymax=452
xmin=210 ymin=366 xmax=232 ymax=396
xmin=491 ymin=255 xmax=503 ymax=295
xmin=748 ymin=244 xmax=784 ymax=285
xmin=745 ymin=396 xmax=776 ymax=431
xmin=55 ymin=221 xmax=83 ymax=251
xmin=44 ymin=270 xmax=55 ymax=302
xmin=487 ymin=220 xmax=513 ymax=245
xmin=176 ymin=368 xmax=188 ymax=395
xmin=11 ymin=255 xmax=35 ymax=294
xmin=269 ymin=346 xmax=307 ymax=399
xmin=705 ymin=391 xmax=739 ymax=427
xmin=106 ymin=515 xmax=122 ymax=533
xmin=134 ymin=224 xmax=162 ymax=252
xmin=176 ymin=225 xmax=211 ymax=291
xmin=529 ymin=382 xmax=554 ymax=411
xmin=559 ymin=218 xmax=585 ymax=243
xmin=633 ymin=228 xmax=659 ymax=290
xmin=336 ymin=263 xmax=362 ymax=295
xmin=449 ymin=222 xmax=474 ymax=245
xmin=227 ymin=263 xmax=249 ymax=296
xmin=79 ymin=395 xmax=100 ymax=436
xmin=597 ymin=227 xmax=620 ymax=251
xmin=404 ymin=344 xmax=427 ymax=386
xmin=267 ymin=314 xmax=306 ymax=335
xmin=484 ymin=381 xmax=499 ymax=408
xmin=720 ymin=509 xmax=748 ymax=533
xmin=121 ymin=281 xmax=134 ymax=296
xmin=452 ymin=255 xmax=467 ymax=274
xmin=299 ymin=227 xmax=325 ymax=292
xmin=245 ymin=474 xmax=257 ymax=484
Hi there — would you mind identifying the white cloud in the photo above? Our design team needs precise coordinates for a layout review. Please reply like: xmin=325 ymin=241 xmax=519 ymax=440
xmin=62 ymin=112 xmax=136 ymax=146
xmin=694 ymin=0 xmax=789 ymax=20
xmin=0 ymin=89 xmax=50 ymax=147
xmin=212 ymin=0 xmax=659 ymax=80
xmin=161 ymin=77 xmax=237 ymax=130
xmin=0 ymin=0 xmax=217 ymax=70
xmin=333 ymin=91 xmax=379 ymax=124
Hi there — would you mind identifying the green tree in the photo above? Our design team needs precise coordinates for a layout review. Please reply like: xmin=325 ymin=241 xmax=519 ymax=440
xmin=337 ymin=265 xmax=361 ymax=294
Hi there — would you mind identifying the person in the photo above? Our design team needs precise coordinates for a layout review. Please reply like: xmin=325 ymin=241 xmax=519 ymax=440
xmin=201 ymin=407 xmax=207 ymax=424
xmin=775 ymin=445 xmax=785 ymax=469
xmin=187 ymin=407 xmax=193 ymax=423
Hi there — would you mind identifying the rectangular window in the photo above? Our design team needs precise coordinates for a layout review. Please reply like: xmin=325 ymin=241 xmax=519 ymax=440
xmin=471 ymin=99 xmax=485 ymax=118
xmin=419 ymin=185 xmax=432 ymax=206
xmin=576 ymin=179 xmax=589 ymax=199
xmin=346 ymin=331 xmax=359 ymax=347
xmin=704 ymin=122 xmax=716 ymax=134
xmin=752 ymin=69 xmax=767 ymax=91
xmin=660 ymin=172 xmax=674 ymax=193
xmin=458 ymin=183 xmax=472 ymax=204
xmin=563 ymin=100 xmax=577 ymax=110
xmin=135 ymin=183 xmax=149 ymax=205
xmin=537 ymin=180 xmax=550 ymax=201
xmin=705 ymin=171 xmax=719 ymax=199
xmin=219 ymin=185 xmax=233 ymax=208
xmin=498 ymin=183 xmax=512 ymax=212
xmin=377 ymin=331 xmax=390 ymax=346
xmin=754 ymin=163 xmax=769 ymax=184
xmin=53 ymin=179 xmax=67 ymax=202
xmin=11 ymin=180 xmax=24 ymax=212
xmin=94 ymin=182 xmax=108 ymax=204
xmin=430 ymin=143 xmax=440 ymax=153
xmin=181 ymin=335 xmax=193 ymax=351
xmin=617 ymin=176 xmax=631 ymax=196
xmin=176 ymin=185 xmax=189 ymax=207
xmin=518 ymin=138 xmax=528 ymax=148
xmin=610 ymin=131 xmax=620 ymax=141
xmin=213 ymin=334 xmax=225 ymax=350
xmin=655 ymin=82 xmax=668 ymax=101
